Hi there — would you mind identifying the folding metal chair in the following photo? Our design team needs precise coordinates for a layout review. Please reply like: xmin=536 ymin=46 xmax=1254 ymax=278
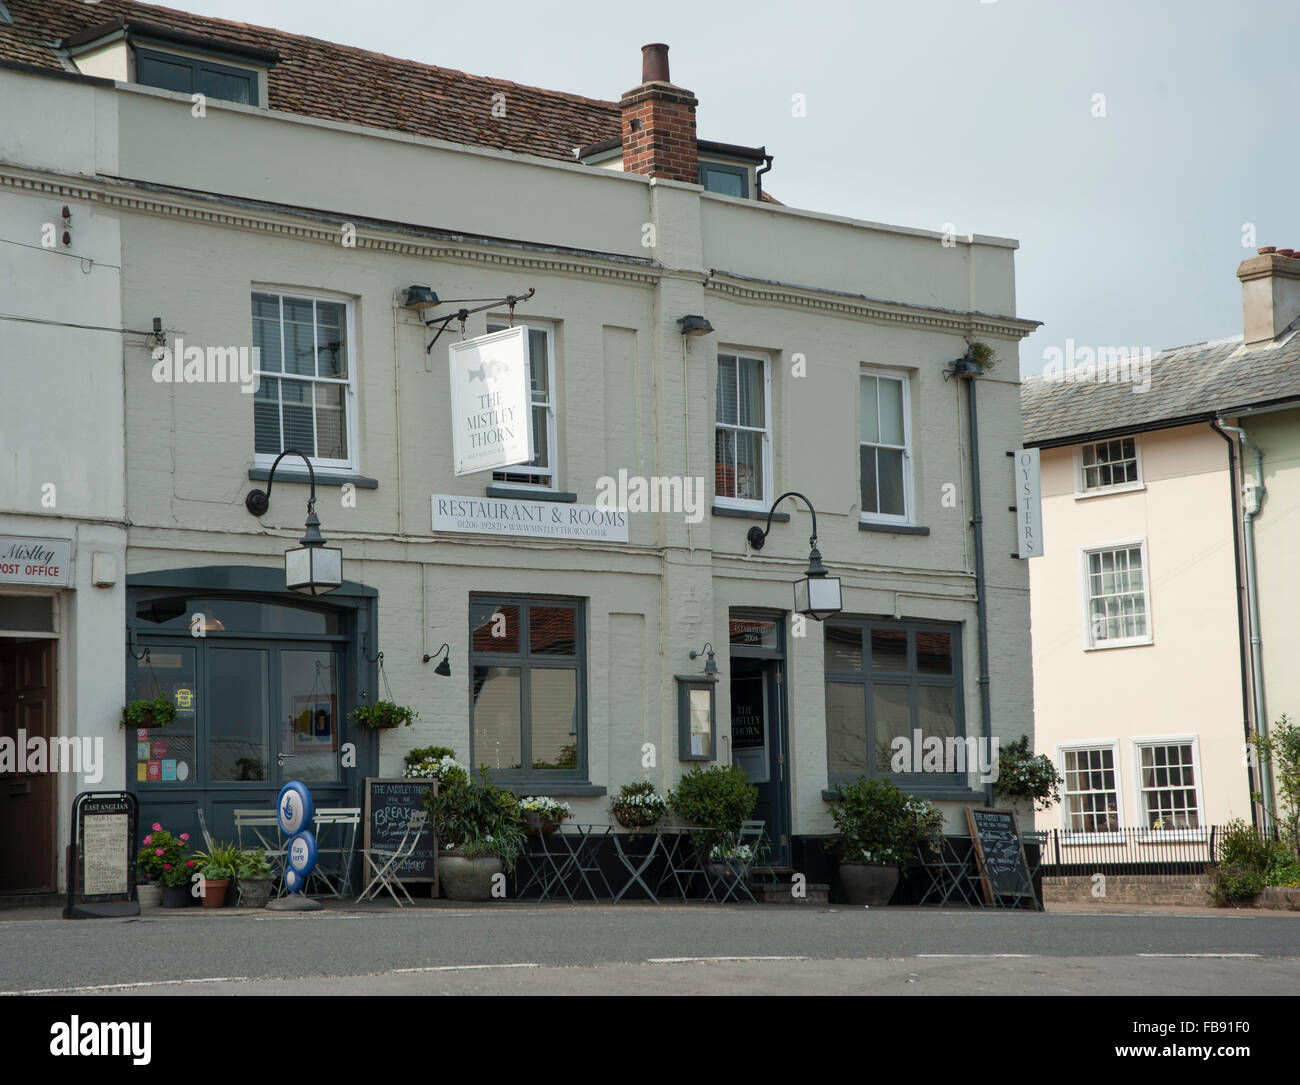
xmin=356 ymin=811 xmax=427 ymax=906
xmin=195 ymin=806 xmax=216 ymax=853
xmin=234 ymin=808 xmax=286 ymax=895
xmin=705 ymin=819 xmax=765 ymax=904
xmin=309 ymin=808 xmax=360 ymax=898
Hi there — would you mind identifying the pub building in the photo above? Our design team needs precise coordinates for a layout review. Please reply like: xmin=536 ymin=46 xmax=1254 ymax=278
xmin=0 ymin=1 xmax=1038 ymax=897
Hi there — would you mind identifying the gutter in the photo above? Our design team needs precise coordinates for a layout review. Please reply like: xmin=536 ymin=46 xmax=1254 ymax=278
xmin=1209 ymin=420 xmax=1261 ymax=828
xmin=1215 ymin=417 xmax=1274 ymax=831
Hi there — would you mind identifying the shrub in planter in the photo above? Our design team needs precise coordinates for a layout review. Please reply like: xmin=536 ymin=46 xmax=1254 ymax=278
xmin=1209 ymin=863 xmax=1266 ymax=906
xmin=349 ymin=701 xmax=418 ymax=731
xmin=235 ymin=849 xmax=275 ymax=908
xmin=611 ymin=780 xmax=668 ymax=830
xmin=993 ymin=736 xmax=1063 ymax=812
xmin=669 ymin=764 xmax=758 ymax=846
xmin=192 ymin=841 xmax=242 ymax=908
xmin=826 ymin=777 xmax=944 ymax=905
xmin=121 ymin=696 xmax=176 ymax=730
xmin=424 ymin=767 xmax=525 ymax=899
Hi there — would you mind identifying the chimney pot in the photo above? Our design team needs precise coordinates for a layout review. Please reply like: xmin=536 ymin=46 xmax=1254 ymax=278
xmin=1258 ymin=246 xmax=1277 ymax=254
xmin=642 ymin=43 xmax=670 ymax=84
xmin=1278 ymin=248 xmax=1295 ymax=257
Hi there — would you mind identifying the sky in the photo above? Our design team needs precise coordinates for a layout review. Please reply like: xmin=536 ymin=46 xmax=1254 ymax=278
xmin=153 ymin=0 xmax=1298 ymax=376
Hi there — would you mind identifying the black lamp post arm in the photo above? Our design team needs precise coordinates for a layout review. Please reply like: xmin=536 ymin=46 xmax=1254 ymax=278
xmin=245 ymin=449 xmax=317 ymax=517
xmin=747 ymin=490 xmax=820 ymax=552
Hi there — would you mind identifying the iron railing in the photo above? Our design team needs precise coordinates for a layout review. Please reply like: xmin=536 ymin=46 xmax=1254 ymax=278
xmin=1036 ymin=824 xmax=1279 ymax=876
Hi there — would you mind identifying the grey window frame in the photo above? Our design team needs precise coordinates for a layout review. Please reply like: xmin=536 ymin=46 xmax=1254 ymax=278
xmin=134 ymin=47 xmax=259 ymax=105
xmin=823 ymin=616 xmax=969 ymax=792
xmin=698 ymin=161 xmax=750 ymax=198
xmin=468 ymin=594 xmax=588 ymax=785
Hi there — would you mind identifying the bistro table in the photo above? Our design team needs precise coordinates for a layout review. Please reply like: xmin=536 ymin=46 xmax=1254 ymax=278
xmin=517 ymin=823 xmax=614 ymax=902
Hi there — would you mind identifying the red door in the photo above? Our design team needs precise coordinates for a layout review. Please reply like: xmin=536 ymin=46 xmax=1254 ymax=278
xmin=0 ymin=640 xmax=57 ymax=893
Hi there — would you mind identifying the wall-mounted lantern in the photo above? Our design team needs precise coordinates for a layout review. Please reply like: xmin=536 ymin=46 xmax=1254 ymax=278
xmin=245 ymin=450 xmax=342 ymax=596
xmin=746 ymin=491 xmax=842 ymax=621
xmin=422 ymin=642 xmax=452 ymax=677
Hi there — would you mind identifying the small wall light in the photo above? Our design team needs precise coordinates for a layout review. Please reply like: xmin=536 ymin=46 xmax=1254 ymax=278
xmin=689 ymin=642 xmax=719 ymax=677
xmin=423 ymin=642 xmax=452 ymax=676
xmin=403 ymin=285 xmax=441 ymax=309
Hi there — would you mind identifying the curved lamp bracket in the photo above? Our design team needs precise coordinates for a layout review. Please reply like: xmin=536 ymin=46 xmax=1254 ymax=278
xmin=246 ymin=449 xmax=318 ymax=518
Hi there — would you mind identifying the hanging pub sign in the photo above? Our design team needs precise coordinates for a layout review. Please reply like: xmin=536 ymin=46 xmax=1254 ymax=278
xmin=65 ymin=791 xmax=139 ymax=919
xmin=448 ymin=325 xmax=532 ymax=476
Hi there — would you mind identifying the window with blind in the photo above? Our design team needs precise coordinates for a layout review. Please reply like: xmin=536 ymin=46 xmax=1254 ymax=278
xmin=859 ymin=371 xmax=911 ymax=523
xmin=252 ymin=291 xmax=356 ymax=472
xmin=715 ymin=352 xmax=770 ymax=508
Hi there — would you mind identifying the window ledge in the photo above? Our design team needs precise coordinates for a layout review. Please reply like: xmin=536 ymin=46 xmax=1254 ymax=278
xmin=1074 ymin=483 xmax=1145 ymax=501
xmin=859 ymin=522 xmax=929 ymax=536
xmin=486 ymin=485 xmax=577 ymax=503
xmin=1084 ymin=637 xmax=1153 ymax=651
xmin=712 ymin=505 xmax=789 ymax=522
xmin=1136 ymin=830 xmax=1206 ymax=844
xmin=497 ymin=783 xmax=607 ymax=797
xmin=248 ymin=468 xmax=377 ymax=489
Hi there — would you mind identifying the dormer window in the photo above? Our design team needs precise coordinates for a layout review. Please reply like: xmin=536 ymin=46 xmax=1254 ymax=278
xmin=696 ymin=141 xmax=767 ymax=200
xmin=62 ymin=18 xmax=278 ymax=107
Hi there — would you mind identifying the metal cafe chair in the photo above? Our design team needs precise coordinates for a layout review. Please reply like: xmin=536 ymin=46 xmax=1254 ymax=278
xmin=308 ymin=807 xmax=361 ymax=898
xmin=234 ymin=808 xmax=287 ymax=895
xmin=704 ymin=819 xmax=766 ymax=904
xmin=356 ymin=810 xmax=427 ymax=907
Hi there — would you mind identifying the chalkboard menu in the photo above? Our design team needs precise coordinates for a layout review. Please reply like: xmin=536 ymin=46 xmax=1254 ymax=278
xmin=965 ymin=807 xmax=1037 ymax=907
xmin=65 ymin=791 xmax=139 ymax=920
xmin=363 ymin=778 xmax=439 ymax=889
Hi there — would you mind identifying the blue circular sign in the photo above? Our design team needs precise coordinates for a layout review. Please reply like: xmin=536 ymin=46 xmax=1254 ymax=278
xmin=277 ymin=781 xmax=314 ymax=837
xmin=284 ymin=868 xmax=302 ymax=894
xmin=288 ymin=830 xmax=318 ymax=877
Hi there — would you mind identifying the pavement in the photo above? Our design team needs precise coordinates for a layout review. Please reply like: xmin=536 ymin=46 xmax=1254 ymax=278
xmin=1 ymin=896 xmax=1296 ymax=995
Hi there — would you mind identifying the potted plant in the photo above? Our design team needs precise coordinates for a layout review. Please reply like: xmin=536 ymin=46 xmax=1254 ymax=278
xmin=993 ymin=736 xmax=1064 ymax=812
xmin=404 ymin=746 xmax=470 ymax=787
xmin=706 ymin=841 xmax=757 ymax=886
xmin=137 ymin=878 xmax=162 ymax=909
xmin=137 ymin=822 xmax=194 ymax=907
xmin=121 ymin=695 xmax=176 ymax=730
xmin=519 ymin=796 xmax=572 ymax=836
xmin=611 ymin=781 xmax=668 ymax=831
xmin=668 ymin=764 xmax=758 ymax=848
xmin=235 ymin=849 xmax=275 ymax=908
xmin=826 ymin=777 xmax=943 ymax=906
xmin=349 ymin=700 xmax=418 ymax=731
xmin=191 ymin=841 xmax=242 ymax=908
xmin=423 ymin=767 xmax=525 ymax=900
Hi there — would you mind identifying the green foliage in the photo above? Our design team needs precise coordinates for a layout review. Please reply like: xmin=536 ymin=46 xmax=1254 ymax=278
xmin=236 ymin=849 xmax=272 ymax=879
xmin=349 ymin=701 xmax=418 ymax=729
xmin=1218 ymin=818 xmax=1273 ymax=870
xmin=120 ymin=695 xmax=176 ymax=729
xmin=611 ymin=780 xmax=668 ymax=829
xmin=403 ymin=748 xmax=469 ymax=784
xmin=1248 ymin=713 xmax=1300 ymax=856
xmin=826 ymin=776 xmax=944 ymax=867
xmin=423 ymin=766 xmax=525 ymax=871
xmin=668 ymin=765 xmax=758 ymax=843
xmin=993 ymin=736 xmax=1063 ymax=811
xmin=404 ymin=746 xmax=457 ymax=769
xmin=1208 ymin=863 xmax=1266 ymax=906
xmin=137 ymin=823 xmax=194 ymax=887
xmin=192 ymin=841 xmax=242 ymax=881
xmin=964 ymin=338 xmax=998 ymax=373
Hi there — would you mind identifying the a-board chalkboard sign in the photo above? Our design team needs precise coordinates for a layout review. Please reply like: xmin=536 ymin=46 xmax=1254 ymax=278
xmin=363 ymin=778 xmax=439 ymax=891
xmin=65 ymin=791 xmax=140 ymax=919
xmin=965 ymin=807 xmax=1038 ymax=908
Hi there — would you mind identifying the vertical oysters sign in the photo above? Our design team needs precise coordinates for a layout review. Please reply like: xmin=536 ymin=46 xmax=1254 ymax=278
xmin=448 ymin=325 xmax=532 ymax=476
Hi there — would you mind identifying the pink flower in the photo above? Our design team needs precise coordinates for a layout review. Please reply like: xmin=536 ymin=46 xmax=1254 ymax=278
xmin=152 ymin=822 xmax=162 ymax=832
xmin=163 ymin=864 xmax=171 ymax=871
xmin=185 ymin=860 xmax=194 ymax=868
xmin=143 ymin=835 xmax=152 ymax=845
xmin=155 ymin=848 xmax=164 ymax=856
xmin=179 ymin=833 xmax=189 ymax=841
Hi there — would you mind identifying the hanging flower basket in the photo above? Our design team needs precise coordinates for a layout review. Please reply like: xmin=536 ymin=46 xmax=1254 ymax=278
xmin=349 ymin=701 xmax=418 ymax=731
xmin=120 ymin=696 xmax=176 ymax=730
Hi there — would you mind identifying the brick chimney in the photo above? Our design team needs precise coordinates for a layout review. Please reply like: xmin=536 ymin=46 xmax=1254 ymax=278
xmin=1238 ymin=246 xmax=1300 ymax=345
xmin=619 ymin=43 xmax=699 ymax=185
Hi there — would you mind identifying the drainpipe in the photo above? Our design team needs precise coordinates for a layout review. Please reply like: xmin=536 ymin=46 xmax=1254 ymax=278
xmin=756 ymin=154 xmax=773 ymax=201
xmin=1216 ymin=418 xmax=1274 ymax=831
xmin=947 ymin=355 xmax=993 ymax=802
xmin=1210 ymin=420 xmax=1261 ymax=829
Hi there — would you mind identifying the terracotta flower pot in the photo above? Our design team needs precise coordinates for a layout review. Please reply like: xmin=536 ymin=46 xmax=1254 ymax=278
xmin=200 ymin=879 xmax=229 ymax=909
